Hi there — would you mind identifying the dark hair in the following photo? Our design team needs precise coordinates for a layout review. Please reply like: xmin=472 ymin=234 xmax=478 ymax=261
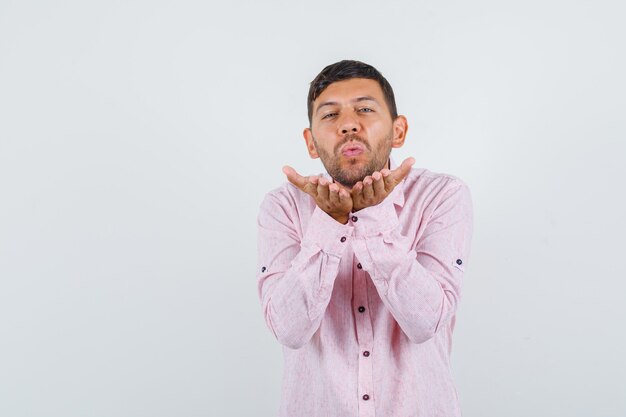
xmin=307 ymin=60 xmax=398 ymax=125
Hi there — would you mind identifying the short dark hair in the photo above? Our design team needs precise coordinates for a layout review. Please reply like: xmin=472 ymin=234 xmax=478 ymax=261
xmin=307 ymin=60 xmax=398 ymax=125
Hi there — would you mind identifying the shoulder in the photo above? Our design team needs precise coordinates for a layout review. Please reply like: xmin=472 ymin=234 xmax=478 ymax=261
xmin=260 ymin=182 xmax=309 ymax=209
xmin=257 ymin=182 xmax=316 ymax=238
xmin=258 ymin=181 xmax=315 ymax=223
xmin=405 ymin=166 xmax=469 ymax=189
xmin=402 ymin=167 xmax=472 ymax=206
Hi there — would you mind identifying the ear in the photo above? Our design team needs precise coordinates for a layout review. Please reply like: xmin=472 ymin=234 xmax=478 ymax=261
xmin=303 ymin=128 xmax=319 ymax=159
xmin=391 ymin=115 xmax=408 ymax=149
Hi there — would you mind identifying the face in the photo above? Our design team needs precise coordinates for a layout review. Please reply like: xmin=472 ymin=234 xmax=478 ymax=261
xmin=304 ymin=78 xmax=407 ymax=188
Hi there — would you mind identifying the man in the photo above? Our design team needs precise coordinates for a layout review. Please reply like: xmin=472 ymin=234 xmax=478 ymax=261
xmin=257 ymin=60 xmax=474 ymax=417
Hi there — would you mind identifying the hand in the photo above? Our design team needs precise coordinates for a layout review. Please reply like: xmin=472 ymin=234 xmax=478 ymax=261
xmin=283 ymin=165 xmax=353 ymax=224
xmin=351 ymin=157 xmax=415 ymax=211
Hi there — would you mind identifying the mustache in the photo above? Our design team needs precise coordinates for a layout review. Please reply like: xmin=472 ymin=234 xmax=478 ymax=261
xmin=334 ymin=134 xmax=371 ymax=154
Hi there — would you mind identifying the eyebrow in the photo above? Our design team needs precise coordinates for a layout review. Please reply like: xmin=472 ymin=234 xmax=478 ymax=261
xmin=315 ymin=96 xmax=380 ymax=115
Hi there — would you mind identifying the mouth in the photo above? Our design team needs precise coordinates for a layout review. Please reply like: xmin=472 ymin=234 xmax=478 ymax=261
xmin=340 ymin=143 xmax=365 ymax=157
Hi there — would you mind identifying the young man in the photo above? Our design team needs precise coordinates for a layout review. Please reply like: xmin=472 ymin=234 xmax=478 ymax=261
xmin=257 ymin=60 xmax=474 ymax=417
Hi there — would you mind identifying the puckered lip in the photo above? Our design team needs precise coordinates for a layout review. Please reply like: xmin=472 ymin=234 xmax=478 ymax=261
xmin=340 ymin=142 xmax=366 ymax=155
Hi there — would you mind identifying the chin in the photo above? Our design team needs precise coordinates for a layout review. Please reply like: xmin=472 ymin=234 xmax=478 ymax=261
xmin=333 ymin=171 xmax=369 ymax=188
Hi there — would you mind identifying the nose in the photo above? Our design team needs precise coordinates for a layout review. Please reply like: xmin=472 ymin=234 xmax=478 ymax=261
xmin=337 ymin=112 xmax=360 ymax=135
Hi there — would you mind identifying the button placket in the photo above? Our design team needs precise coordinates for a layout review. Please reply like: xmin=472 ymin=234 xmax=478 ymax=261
xmin=353 ymin=257 xmax=375 ymax=415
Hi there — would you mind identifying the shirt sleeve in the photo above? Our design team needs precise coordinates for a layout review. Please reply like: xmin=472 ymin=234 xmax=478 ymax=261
xmin=257 ymin=190 xmax=354 ymax=349
xmin=350 ymin=178 xmax=474 ymax=344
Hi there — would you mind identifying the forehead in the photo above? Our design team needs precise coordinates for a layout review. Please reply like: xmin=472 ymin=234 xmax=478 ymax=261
xmin=315 ymin=78 xmax=385 ymax=105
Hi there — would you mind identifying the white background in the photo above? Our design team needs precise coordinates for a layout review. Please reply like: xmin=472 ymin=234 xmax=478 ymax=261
xmin=1 ymin=1 xmax=625 ymax=416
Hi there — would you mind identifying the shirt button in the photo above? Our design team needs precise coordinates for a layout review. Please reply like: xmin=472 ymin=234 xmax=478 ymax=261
xmin=362 ymin=394 xmax=370 ymax=401
xmin=363 ymin=351 xmax=370 ymax=357
xmin=261 ymin=266 xmax=266 ymax=273
xmin=357 ymin=263 xmax=362 ymax=269
xmin=351 ymin=215 xmax=358 ymax=222
xmin=456 ymin=259 xmax=463 ymax=265
xmin=340 ymin=236 xmax=347 ymax=243
xmin=358 ymin=306 xmax=365 ymax=313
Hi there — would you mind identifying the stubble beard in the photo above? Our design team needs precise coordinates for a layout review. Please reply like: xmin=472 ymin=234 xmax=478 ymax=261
xmin=314 ymin=132 xmax=393 ymax=188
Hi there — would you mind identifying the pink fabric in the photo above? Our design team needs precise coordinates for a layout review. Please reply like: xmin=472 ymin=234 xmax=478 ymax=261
xmin=257 ymin=161 xmax=474 ymax=417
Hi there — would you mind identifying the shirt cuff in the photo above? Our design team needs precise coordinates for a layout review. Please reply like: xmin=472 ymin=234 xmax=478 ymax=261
xmin=351 ymin=198 xmax=399 ymax=237
xmin=301 ymin=206 xmax=355 ymax=257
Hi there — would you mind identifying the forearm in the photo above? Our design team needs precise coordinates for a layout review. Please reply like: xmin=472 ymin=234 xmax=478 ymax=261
xmin=350 ymin=181 xmax=473 ymax=344
xmin=353 ymin=229 xmax=461 ymax=343
xmin=259 ymin=247 xmax=341 ymax=349
xmin=258 ymin=202 xmax=354 ymax=349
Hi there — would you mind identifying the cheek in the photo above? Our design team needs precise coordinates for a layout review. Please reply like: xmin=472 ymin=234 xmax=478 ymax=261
xmin=318 ymin=145 xmax=335 ymax=159
xmin=361 ymin=120 xmax=385 ymax=137
xmin=311 ymin=122 xmax=333 ymax=139
xmin=369 ymin=119 xmax=389 ymax=131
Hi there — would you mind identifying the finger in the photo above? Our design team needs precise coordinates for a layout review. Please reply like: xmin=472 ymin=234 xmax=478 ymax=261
xmin=317 ymin=177 xmax=330 ymax=201
xmin=385 ymin=157 xmax=415 ymax=188
xmin=282 ymin=165 xmax=308 ymax=190
xmin=327 ymin=183 xmax=339 ymax=205
xmin=394 ymin=157 xmax=415 ymax=181
xmin=283 ymin=166 xmax=320 ymax=197
xmin=339 ymin=187 xmax=351 ymax=202
xmin=339 ymin=188 xmax=352 ymax=210
xmin=302 ymin=176 xmax=321 ymax=196
xmin=351 ymin=181 xmax=364 ymax=197
xmin=372 ymin=171 xmax=386 ymax=196
xmin=362 ymin=176 xmax=374 ymax=200
xmin=350 ymin=181 xmax=364 ymax=210
xmin=304 ymin=174 xmax=324 ymax=194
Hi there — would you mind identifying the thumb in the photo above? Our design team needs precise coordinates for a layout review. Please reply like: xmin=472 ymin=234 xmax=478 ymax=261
xmin=283 ymin=165 xmax=307 ymax=190
xmin=388 ymin=157 xmax=415 ymax=185
xmin=398 ymin=157 xmax=415 ymax=178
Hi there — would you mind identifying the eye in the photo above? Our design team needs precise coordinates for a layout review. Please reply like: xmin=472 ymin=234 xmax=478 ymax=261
xmin=358 ymin=107 xmax=374 ymax=113
xmin=321 ymin=112 xmax=337 ymax=120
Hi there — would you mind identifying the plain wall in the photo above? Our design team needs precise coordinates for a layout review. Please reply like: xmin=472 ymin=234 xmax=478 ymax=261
xmin=1 ymin=1 xmax=625 ymax=416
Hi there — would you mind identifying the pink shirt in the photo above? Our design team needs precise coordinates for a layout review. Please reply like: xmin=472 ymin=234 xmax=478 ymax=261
xmin=257 ymin=160 xmax=474 ymax=417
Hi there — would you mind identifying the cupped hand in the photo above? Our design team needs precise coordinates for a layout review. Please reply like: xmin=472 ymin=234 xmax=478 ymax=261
xmin=283 ymin=165 xmax=353 ymax=224
xmin=351 ymin=157 xmax=415 ymax=211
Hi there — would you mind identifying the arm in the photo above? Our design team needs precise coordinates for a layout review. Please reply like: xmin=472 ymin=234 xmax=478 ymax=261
xmin=351 ymin=178 xmax=474 ymax=344
xmin=257 ymin=189 xmax=354 ymax=350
